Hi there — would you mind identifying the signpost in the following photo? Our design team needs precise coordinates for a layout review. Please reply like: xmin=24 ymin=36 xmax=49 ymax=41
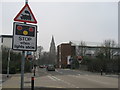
xmin=14 ymin=3 xmax=37 ymax=23
xmin=12 ymin=0 xmax=37 ymax=90
xmin=12 ymin=22 xmax=37 ymax=51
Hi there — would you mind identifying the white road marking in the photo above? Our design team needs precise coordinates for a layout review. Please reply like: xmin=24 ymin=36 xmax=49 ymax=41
xmin=56 ymin=70 xmax=63 ymax=74
xmin=51 ymin=76 xmax=61 ymax=81
xmin=51 ymin=75 xmax=80 ymax=88
xmin=47 ymin=76 xmax=57 ymax=81
xmin=47 ymin=75 xmax=79 ymax=88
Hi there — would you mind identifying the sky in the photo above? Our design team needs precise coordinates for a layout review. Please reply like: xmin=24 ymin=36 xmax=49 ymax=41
xmin=0 ymin=0 xmax=119 ymax=51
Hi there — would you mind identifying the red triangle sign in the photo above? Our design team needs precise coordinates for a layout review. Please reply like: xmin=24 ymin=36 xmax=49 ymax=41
xmin=14 ymin=4 xmax=37 ymax=24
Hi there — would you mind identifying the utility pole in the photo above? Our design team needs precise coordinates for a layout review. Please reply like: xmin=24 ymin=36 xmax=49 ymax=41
xmin=7 ymin=49 xmax=11 ymax=77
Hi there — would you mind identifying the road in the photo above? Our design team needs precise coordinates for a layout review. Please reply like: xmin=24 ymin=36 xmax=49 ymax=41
xmin=34 ymin=68 xmax=118 ymax=88
xmin=2 ymin=67 xmax=118 ymax=89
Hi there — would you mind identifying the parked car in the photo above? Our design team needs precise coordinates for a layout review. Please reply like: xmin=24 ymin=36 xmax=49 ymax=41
xmin=46 ymin=64 xmax=55 ymax=71
xmin=39 ymin=65 xmax=45 ymax=68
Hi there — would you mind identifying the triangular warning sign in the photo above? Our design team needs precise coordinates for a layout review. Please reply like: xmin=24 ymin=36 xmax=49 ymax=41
xmin=14 ymin=4 xmax=37 ymax=24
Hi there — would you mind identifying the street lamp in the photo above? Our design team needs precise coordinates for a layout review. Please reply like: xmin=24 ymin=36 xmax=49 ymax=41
xmin=7 ymin=49 xmax=11 ymax=77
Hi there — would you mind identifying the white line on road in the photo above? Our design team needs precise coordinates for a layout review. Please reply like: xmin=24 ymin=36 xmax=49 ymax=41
xmin=51 ymin=76 xmax=61 ymax=81
xmin=56 ymin=70 xmax=63 ymax=74
xmin=47 ymin=75 xmax=79 ymax=88
xmin=47 ymin=76 xmax=57 ymax=81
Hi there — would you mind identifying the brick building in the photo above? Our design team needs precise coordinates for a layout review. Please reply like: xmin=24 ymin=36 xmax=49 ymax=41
xmin=57 ymin=43 xmax=75 ymax=68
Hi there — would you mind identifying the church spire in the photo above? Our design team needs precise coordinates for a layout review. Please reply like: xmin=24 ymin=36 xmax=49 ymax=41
xmin=49 ymin=36 xmax=56 ymax=64
xmin=50 ymin=35 xmax=56 ymax=53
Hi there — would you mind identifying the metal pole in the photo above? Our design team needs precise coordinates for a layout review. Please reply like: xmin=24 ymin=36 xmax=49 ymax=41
xmin=20 ymin=0 xmax=28 ymax=88
xmin=7 ymin=49 xmax=10 ymax=77
xmin=25 ymin=0 xmax=28 ymax=4
xmin=21 ymin=51 xmax=25 ymax=90
xmin=33 ymin=52 xmax=36 ymax=76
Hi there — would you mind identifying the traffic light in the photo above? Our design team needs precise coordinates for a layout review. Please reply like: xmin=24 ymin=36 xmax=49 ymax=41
xmin=16 ymin=25 xmax=35 ymax=37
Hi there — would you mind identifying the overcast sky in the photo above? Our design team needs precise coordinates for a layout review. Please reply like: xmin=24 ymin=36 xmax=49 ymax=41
xmin=0 ymin=0 xmax=118 ymax=51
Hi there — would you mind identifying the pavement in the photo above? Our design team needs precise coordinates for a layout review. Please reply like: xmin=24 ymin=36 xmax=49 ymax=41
xmin=2 ymin=73 xmax=33 ymax=89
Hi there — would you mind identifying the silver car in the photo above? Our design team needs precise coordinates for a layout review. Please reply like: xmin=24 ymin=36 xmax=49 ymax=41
xmin=46 ymin=64 xmax=55 ymax=71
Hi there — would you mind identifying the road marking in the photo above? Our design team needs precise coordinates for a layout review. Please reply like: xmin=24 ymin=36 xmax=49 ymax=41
xmin=56 ymin=70 xmax=63 ymax=74
xmin=47 ymin=75 xmax=79 ymax=88
xmin=51 ymin=76 xmax=61 ymax=81
xmin=47 ymin=76 xmax=57 ymax=81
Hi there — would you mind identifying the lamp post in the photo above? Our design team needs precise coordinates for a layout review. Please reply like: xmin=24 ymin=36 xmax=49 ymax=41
xmin=7 ymin=49 xmax=11 ymax=78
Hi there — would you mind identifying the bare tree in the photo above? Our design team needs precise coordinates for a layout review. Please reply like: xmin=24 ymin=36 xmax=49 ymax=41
xmin=37 ymin=46 xmax=43 ymax=65
xmin=102 ymin=39 xmax=116 ymax=59
xmin=76 ymin=41 xmax=87 ymax=56
xmin=37 ymin=46 xmax=43 ymax=59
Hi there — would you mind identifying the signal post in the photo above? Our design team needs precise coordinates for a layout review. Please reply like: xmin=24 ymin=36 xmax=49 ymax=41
xmin=12 ymin=0 xmax=37 ymax=90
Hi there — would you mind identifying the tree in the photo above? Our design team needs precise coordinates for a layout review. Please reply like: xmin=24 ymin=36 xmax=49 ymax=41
xmin=76 ymin=41 xmax=87 ymax=56
xmin=2 ymin=47 xmax=22 ymax=74
xmin=102 ymin=39 xmax=116 ymax=60
xmin=37 ymin=46 xmax=43 ymax=59
xmin=37 ymin=46 xmax=43 ymax=65
xmin=40 ymin=52 xmax=49 ymax=65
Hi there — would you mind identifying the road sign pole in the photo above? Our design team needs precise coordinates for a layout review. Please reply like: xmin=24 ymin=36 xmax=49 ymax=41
xmin=7 ymin=49 xmax=11 ymax=78
xmin=25 ymin=0 xmax=28 ymax=4
xmin=21 ymin=51 xmax=25 ymax=90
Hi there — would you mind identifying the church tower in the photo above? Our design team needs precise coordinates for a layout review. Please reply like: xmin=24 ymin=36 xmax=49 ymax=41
xmin=49 ymin=36 xmax=56 ymax=65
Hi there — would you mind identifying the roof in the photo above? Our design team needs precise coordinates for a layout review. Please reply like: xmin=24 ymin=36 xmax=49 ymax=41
xmin=0 ymin=35 xmax=13 ymax=38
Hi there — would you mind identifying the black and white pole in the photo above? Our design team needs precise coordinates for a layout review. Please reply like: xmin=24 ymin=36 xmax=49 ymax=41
xmin=101 ymin=69 xmax=103 ymax=76
xmin=31 ymin=77 xmax=34 ymax=90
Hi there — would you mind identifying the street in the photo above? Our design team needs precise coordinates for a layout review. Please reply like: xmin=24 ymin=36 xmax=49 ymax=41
xmin=2 ymin=67 xmax=118 ymax=89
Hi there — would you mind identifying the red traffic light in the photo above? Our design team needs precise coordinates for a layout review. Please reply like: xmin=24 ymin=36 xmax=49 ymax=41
xmin=17 ymin=26 xmax=22 ymax=30
xmin=29 ymin=27 xmax=34 ymax=32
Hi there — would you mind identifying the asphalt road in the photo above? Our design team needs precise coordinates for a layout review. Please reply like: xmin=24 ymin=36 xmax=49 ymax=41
xmin=33 ymin=68 xmax=118 ymax=88
xmin=2 ymin=68 xmax=118 ymax=89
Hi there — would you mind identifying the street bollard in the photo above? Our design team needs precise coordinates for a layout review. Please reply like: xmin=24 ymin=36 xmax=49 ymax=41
xmin=31 ymin=77 xmax=34 ymax=90
xmin=34 ymin=69 xmax=35 ymax=76
xmin=101 ymin=69 xmax=103 ymax=76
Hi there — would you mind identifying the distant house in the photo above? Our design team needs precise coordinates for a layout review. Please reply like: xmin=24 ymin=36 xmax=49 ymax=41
xmin=0 ymin=35 xmax=21 ymax=53
xmin=0 ymin=35 xmax=13 ymax=49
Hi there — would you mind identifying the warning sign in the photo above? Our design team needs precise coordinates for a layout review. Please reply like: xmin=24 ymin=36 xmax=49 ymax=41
xmin=14 ymin=4 xmax=37 ymax=24
xmin=12 ymin=22 xmax=37 ymax=51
